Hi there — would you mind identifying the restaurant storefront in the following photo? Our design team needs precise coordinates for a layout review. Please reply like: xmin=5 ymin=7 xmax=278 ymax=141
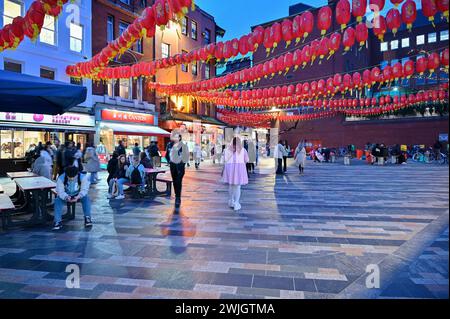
xmin=95 ymin=107 xmax=170 ymax=164
xmin=0 ymin=111 xmax=95 ymax=173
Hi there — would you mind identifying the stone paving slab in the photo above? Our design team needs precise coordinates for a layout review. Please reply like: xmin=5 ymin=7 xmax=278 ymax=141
xmin=0 ymin=159 xmax=448 ymax=299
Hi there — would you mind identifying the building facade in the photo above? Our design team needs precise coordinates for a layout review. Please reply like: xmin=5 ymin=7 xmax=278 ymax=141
xmin=251 ymin=1 xmax=449 ymax=150
xmin=0 ymin=0 xmax=94 ymax=171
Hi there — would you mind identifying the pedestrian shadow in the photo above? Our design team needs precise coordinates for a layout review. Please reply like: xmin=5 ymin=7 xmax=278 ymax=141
xmin=160 ymin=206 xmax=197 ymax=255
xmin=274 ymin=169 xmax=298 ymax=220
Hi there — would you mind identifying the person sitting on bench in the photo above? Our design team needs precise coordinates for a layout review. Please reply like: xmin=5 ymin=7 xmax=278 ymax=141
xmin=127 ymin=155 xmax=146 ymax=193
xmin=53 ymin=165 xmax=92 ymax=230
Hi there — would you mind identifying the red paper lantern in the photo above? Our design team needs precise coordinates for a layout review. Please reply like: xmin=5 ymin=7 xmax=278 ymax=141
xmin=383 ymin=65 xmax=393 ymax=84
xmin=293 ymin=49 xmax=302 ymax=70
xmin=386 ymin=8 xmax=401 ymax=36
xmin=436 ymin=0 xmax=449 ymax=21
xmin=355 ymin=22 xmax=368 ymax=47
xmin=292 ymin=15 xmax=303 ymax=44
xmin=441 ymin=48 xmax=449 ymax=69
xmin=353 ymin=72 xmax=362 ymax=89
xmin=318 ymin=6 xmax=332 ymax=36
xmin=252 ymin=26 xmax=265 ymax=49
xmin=8 ymin=17 xmax=25 ymax=48
xmin=401 ymin=0 xmax=417 ymax=31
xmin=352 ymin=0 xmax=368 ymax=22
xmin=281 ymin=19 xmax=294 ymax=47
xmin=372 ymin=14 xmax=387 ymax=41
xmin=329 ymin=32 xmax=341 ymax=58
xmin=270 ymin=22 xmax=282 ymax=50
xmin=301 ymin=45 xmax=311 ymax=67
xmin=300 ymin=11 xmax=314 ymax=40
xmin=403 ymin=60 xmax=415 ymax=78
xmin=310 ymin=39 xmax=320 ymax=64
xmin=336 ymin=0 xmax=351 ymax=31
xmin=343 ymin=74 xmax=353 ymax=91
xmin=392 ymin=62 xmax=403 ymax=80
xmin=390 ymin=0 xmax=403 ymax=7
xmin=416 ymin=56 xmax=428 ymax=75
xmin=283 ymin=52 xmax=294 ymax=73
xmin=343 ymin=27 xmax=356 ymax=52
xmin=427 ymin=52 xmax=440 ymax=75
xmin=370 ymin=67 xmax=381 ymax=85
xmin=231 ymin=38 xmax=239 ymax=57
xmin=369 ymin=0 xmax=385 ymax=11
xmin=318 ymin=37 xmax=330 ymax=61
xmin=154 ymin=0 xmax=170 ymax=26
xmin=238 ymin=35 xmax=249 ymax=56
xmin=263 ymin=28 xmax=273 ymax=55
xmin=422 ymin=0 xmax=438 ymax=25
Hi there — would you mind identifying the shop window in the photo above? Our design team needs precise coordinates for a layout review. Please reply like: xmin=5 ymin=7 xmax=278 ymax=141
xmin=40 ymin=14 xmax=56 ymax=46
xmin=0 ymin=130 xmax=13 ymax=159
xmin=191 ymin=20 xmax=197 ymax=40
xmin=416 ymin=35 xmax=425 ymax=45
xmin=428 ymin=32 xmax=437 ymax=43
xmin=181 ymin=16 xmax=188 ymax=35
xmin=70 ymin=22 xmax=83 ymax=53
xmin=119 ymin=78 xmax=131 ymax=99
xmin=380 ymin=42 xmax=388 ymax=52
xmin=107 ymin=15 xmax=115 ymax=42
xmin=3 ymin=0 xmax=22 ymax=26
xmin=161 ymin=43 xmax=170 ymax=59
xmin=440 ymin=30 xmax=448 ymax=41
xmin=40 ymin=67 xmax=55 ymax=80
xmin=3 ymin=60 xmax=22 ymax=73
xmin=13 ymin=130 xmax=24 ymax=158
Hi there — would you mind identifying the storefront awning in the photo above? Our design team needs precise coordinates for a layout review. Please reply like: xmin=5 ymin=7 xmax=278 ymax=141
xmin=160 ymin=111 xmax=227 ymax=126
xmin=0 ymin=70 xmax=87 ymax=115
xmin=100 ymin=122 xmax=170 ymax=136
xmin=0 ymin=122 xmax=95 ymax=132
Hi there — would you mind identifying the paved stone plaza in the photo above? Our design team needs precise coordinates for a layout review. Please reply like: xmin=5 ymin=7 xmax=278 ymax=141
xmin=0 ymin=159 xmax=448 ymax=299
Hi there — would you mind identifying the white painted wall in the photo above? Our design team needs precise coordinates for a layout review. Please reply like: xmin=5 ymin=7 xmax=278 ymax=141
xmin=0 ymin=0 xmax=92 ymax=108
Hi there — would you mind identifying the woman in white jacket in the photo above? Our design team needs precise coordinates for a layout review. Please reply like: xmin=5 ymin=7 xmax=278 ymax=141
xmin=84 ymin=144 xmax=101 ymax=184
xmin=32 ymin=145 xmax=53 ymax=180
xmin=294 ymin=142 xmax=307 ymax=174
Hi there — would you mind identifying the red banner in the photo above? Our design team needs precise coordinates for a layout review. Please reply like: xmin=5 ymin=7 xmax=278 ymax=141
xmin=101 ymin=110 xmax=154 ymax=125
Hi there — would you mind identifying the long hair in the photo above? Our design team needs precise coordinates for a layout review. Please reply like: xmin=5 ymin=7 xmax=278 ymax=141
xmin=118 ymin=154 xmax=127 ymax=170
xmin=230 ymin=136 xmax=243 ymax=153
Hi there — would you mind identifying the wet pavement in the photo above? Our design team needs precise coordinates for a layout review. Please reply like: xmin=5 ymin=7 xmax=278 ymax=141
xmin=0 ymin=158 xmax=448 ymax=299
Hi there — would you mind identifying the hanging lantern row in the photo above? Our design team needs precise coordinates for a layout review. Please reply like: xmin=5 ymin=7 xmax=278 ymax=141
xmin=66 ymin=0 xmax=194 ymax=77
xmin=0 ymin=0 xmax=67 ymax=52
xmin=149 ymin=49 xmax=449 ymax=96
xmin=67 ymin=0 xmax=448 ymax=80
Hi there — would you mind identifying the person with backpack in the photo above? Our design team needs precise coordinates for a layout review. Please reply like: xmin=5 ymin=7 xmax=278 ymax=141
xmin=140 ymin=152 xmax=153 ymax=169
xmin=53 ymin=165 xmax=92 ymax=230
xmin=84 ymin=143 xmax=101 ymax=184
xmin=127 ymin=155 xmax=146 ymax=192
xmin=132 ymin=143 xmax=141 ymax=157
xmin=108 ymin=154 xmax=129 ymax=200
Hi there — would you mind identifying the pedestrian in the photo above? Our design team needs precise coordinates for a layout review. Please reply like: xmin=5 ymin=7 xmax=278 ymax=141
xmin=247 ymin=140 xmax=256 ymax=173
xmin=222 ymin=137 xmax=249 ymax=211
xmin=32 ymin=142 xmax=53 ymax=180
xmin=108 ymin=154 xmax=129 ymax=200
xmin=84 ymin=143 xmax=101 ymax=184
xmin=275 ymin=141 xmax=286 ymax=175
xmin=106 ymin=151 xmax=119 ymax=187
xmin=55 ymin=141 xmax=66 ymax=179
xmin=165 ymin=140 xmax=174 ymax=164
xmin=53 ymin=165 xmax=92 ymax=230
xmin=132 ymin=143 xmax=141 ymax=157
xmin=194 ymin=143 xmax=202 ymax=169
xmin=127 ymin=155 xmax=146 ymax=193
xmin=211 ymin=143 xmax=216 ymax=164
xmin=73 ymin=143 xmax=83 ymax=171
xmin=294 ymin=142 xmax=307 ymax=174
xmin=116 ymin=140 xmax=126 ymax=156
xmin=283 ymin=140 xmax=290 ymax=173
xmin=140 ymin=151 xmax=153 ymax=169
xmin=149 ymin=141 xmax=160 ymax=167
xmin=169 ymin=132 xmax=189 ymax=205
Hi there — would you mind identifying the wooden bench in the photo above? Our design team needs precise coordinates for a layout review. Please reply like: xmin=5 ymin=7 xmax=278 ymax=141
xmin=124 ymin=183 xmax=146 ymax=199
xmin=0 ymin=194 xmax=15 ymax=230
xmin=156 ymin=177 xmax=172 ymax=197
xmin=50 ymin=189 xmax=76 ymax=220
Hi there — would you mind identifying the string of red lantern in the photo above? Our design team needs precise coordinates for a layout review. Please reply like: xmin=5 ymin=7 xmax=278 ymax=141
xmin=66 ymin=0 xmax=444 ymax=80
xmin=65 ymin=0 xmax=195 ymax=78
xmin=148 ymin=48 xmax=449 ymax=100
xmin=0 ymin=0 xmax=68 ymax=52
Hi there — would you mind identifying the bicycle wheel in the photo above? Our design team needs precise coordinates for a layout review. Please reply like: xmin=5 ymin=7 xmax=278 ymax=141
xmin=437 ymin=153 xmax=446 ymax=165
xmin=412 ymin=153 xmax=420 ymax=162
xmin=425 ymin=153 xmax=435 ymax=164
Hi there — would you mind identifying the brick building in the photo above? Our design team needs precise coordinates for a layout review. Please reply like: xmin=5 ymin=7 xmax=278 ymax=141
xmin=251 ymin=1 xmax=449 ymax=149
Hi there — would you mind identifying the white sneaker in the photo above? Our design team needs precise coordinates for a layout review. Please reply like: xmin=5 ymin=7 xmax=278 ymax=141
xmin=228 ymin=200 xmax=235 ymax=208
xmin=115 ymin=195 xmax=125 ymax=200
xmin=234 ymin=202 xmax=241 ymax=211
xmin=107 ymin=194 xmax=114 ymax=199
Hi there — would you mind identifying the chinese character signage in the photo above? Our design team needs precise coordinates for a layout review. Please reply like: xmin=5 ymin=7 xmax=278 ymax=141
xmin=101 ymin=110 xmax=154 ymax=125
xmin=0 ymin=112 xmax=95 ymax=127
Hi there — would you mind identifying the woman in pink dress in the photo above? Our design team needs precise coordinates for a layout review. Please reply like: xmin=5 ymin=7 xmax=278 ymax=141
xmin=222 ymin=137 xmax=249 ymax=211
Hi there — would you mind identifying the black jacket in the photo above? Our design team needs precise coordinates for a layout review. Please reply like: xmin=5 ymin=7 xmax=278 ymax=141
xmin=116 ymin=144 xmax=126 ymax=156
xmin=107 ymin=157 xmax=119 ymax=182
xmin=140 ymin=157 xmax=153 ymax=169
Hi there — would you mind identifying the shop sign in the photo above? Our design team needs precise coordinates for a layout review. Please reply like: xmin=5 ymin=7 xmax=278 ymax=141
xmin=101 ymin=109 xmax=154 ymax=125
xmin=0 ymin=112 xmax=95 ymax=127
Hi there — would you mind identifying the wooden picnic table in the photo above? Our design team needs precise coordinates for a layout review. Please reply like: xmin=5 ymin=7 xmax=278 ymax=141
xmin=10 ymin=176 xmax=56 ymax=227
xmin=6 ymin=171 xmax=38 ymax=201
xmin=144 ymin=166 xmax=171 ymax=196
xmin=0 ymin=194 xmax=15 ymax=230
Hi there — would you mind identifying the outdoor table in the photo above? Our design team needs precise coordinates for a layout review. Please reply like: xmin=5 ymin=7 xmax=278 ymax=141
xmin=145 ymin=166 xmax=170 ymax=196
xmin=12 ymin=176 xmax=56 ymax=226
xmin=0 ymin=194 xmax=15 ymax=230
xmin=6 ymin=171 xmax=38 ymax=203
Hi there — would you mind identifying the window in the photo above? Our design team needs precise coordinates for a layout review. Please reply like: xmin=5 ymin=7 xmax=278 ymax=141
xmin=428 ymin=32 xmax=437 ymax=43
xmin=40 ymin=14 xmax=56 ymax=45
xmin=390 ymin=40 xmax=398 ymax=50
xmin=181 ymin=16 xmax=188 ymax=35
xmin=416 ymin=35 xmax=425 ymax=45
xmin=119 ymin=22 xmax=128 ymax=35
xmin=40 ymin=67 xmax=55 ymax=80
xmin=120 ymin=0 xmax=130 ymax=4
xmin=191 ymin=62 xmax=198 ymax=76
xmin=191 ymin=20 xmax=197 ymax=40
xmin=380 ymin=42 xmax=388 ymax=52
xmin=3 ymin=0 xmax=22 ymax=26
xmin=161 ymin=43 xmax=170 ymax=58
xmin=107 ymin=80 xmax=114 ymax=97
xmin=401 ymin=37 xmax=409 ymax=48
xmin=70 ymin=77 xmax=82 ymax=85
xmin=204 ymin=28 xmax=211 ymax=45
xmin=205 ymin=63 xmax=210 ymax=79
xmin=3 ymin=60 xmax=22 ymax=73
xmin=119 ymin=78 xmax=130 ymax=99
xmin=136 ymin=39 xmax=143 ymax=53
xmin=181 ymin=50 xmax=188 ymax=72
xmin=441 ymin=30 xmax=449 ymax=41
xmin=70 ymin=23 xmax=83 ymax=53
xmin=107 ymin=16 xmax=115 ymax=42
